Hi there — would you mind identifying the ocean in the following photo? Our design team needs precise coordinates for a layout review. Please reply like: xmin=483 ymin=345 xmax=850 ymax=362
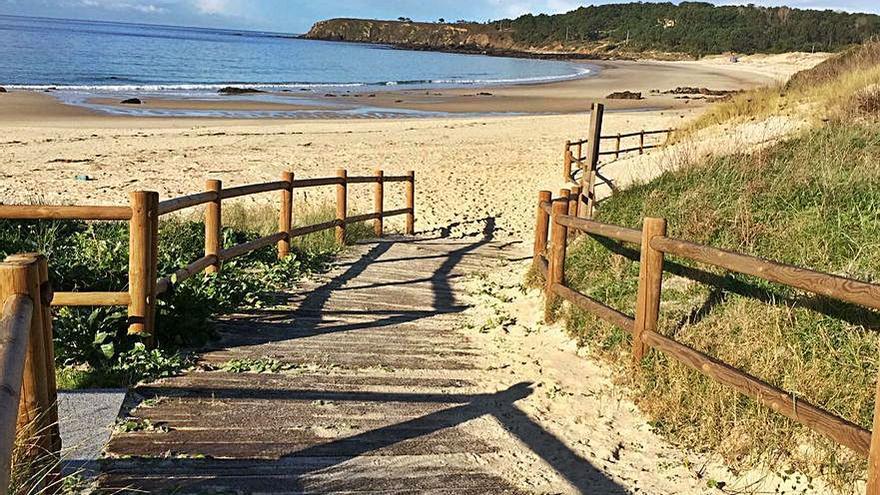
xmin=0 ymin=15 xmax=591 ymax=115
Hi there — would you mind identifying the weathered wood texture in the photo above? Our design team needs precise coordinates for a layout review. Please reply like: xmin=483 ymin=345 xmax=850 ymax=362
xmin=0 ymin=292 xmax=32 ymax=493
xmin=98 ymin=237 xmax=552 ymax=494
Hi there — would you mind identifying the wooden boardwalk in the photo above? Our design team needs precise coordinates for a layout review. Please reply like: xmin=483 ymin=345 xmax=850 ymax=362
xmin=96 ymin=233 xmax=625 ymax=494
xmin=98 ymin=234 xmax=516 ymax=493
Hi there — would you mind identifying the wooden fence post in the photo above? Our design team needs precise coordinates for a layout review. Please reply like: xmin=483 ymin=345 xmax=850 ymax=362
xmin=582 ymin=103 xmax=604 ymax=219
xmin=146 ymin=192 xmax=158 ymax=348
xmin=374 ymin=169 xmax=384 ymax=237
xmin=1 ymin=255 xmax=54 ymax=471
xmin=34 ymin=257 xmax=61 ymax=470
xmin=615 ymin=133 xmax=621 ymax=159
xmin=128 ymin=191 xmax=152 ymax=336
xmin=544 ymin=190 xmax=570 ymax=322
xmin=633 ymin=217 xmax=667 ymax=363
xmin=868 ymin=376 xmax=880 ymax=495
xmin=0 ymin=259 xmax=36 ymax=492
xmin=336 ymin=169 xmax=347 ymax=245
xmin=405 ymin=170 xmax=415 ymax=235
xmin=639 ymin=131 xmax=645 ymax=155
xmin=278 ymin=171 xmax=293 ymax=259
xmin=205 ymin=180 xmax=222 ymax=274
xmin=533 ymin=190 xmax=552 ymax=263
xmin=563 ymin=141 xmax=572 ymax=181
xmin=568 ymin=186 xmax=581 ymax=240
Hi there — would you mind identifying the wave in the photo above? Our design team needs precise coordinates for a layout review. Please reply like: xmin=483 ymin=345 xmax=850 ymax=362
xmin=5 ymin=67 xmax=593 ymax=93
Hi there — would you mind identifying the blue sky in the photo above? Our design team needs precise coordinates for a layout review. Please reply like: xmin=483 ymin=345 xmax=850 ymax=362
xmin=1 ymin=1 xmax=878 ymax=34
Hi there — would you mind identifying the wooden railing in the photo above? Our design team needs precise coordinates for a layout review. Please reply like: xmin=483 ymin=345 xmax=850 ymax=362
xmin=563 ymin=128 xmax=673 ymax=180
xmin=562 ymin=104 xmax=674 ymax=219
xmin=533 ymin=188 xmax=880 ymax=494
xmin=0 ymin=255 xmax=61 ymax=493
xmin=0 ymin=168 xmax=415 ymax=493
xmin=0 ymin=168 xmax=415 ymax=343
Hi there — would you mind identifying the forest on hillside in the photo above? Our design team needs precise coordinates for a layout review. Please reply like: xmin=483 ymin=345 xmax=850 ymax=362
xmin=503 ymin=2 xmax=880 ymax=55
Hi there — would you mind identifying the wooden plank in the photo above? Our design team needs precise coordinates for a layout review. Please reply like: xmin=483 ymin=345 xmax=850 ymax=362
xmin=157 ymin=191 xmax=217 ymax=216
xmin=220 ymin=181 xmax=289 ymax=200
xmin=651 ymin=236 xmax=880 ymax=312
xmin=555 ymin=215 xmax=641 ymax=245
xmin=383 ymin=207 xmax=411 ymax=218
xmin=0 ymin=205 xmax=132 ymax=221
xmin=642 ymin=330 xmax=872 ymax=456
xmin=51 ymin=292 xmax=130 ymax=306
xmin=551 ymin=283 xmax=634 ymax=333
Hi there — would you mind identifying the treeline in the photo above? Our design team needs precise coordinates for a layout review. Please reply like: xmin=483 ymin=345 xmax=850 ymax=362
xmin=503 ymin=2 xmax=880 ymax=55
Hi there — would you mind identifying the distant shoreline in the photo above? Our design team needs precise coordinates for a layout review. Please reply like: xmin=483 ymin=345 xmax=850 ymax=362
xmin=0 ymin=54 xmax=827 ymax=123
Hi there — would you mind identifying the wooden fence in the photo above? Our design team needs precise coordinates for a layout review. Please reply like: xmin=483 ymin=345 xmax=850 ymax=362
xmin=533 ymin=188 xmax=880 ymax=495
xmin=562 ymin=103 xmax=674 ymax=215
xmin=0 ymin=168 xmax=415 ymax=493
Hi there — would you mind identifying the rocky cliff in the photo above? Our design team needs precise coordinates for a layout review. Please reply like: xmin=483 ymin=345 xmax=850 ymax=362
xmin=304 ymin=19 xmax=522 ymax=54
xmin=303 ymin=18 xmax=688 ymax=60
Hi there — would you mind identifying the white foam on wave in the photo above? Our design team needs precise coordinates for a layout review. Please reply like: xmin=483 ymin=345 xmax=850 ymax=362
xmin=4 ymin=82 xmax=367 ymax=92
xmin=5 ymin=65 xmax=594 ymax=93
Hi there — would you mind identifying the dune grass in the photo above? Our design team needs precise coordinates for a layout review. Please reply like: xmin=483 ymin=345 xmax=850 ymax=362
xmin=688 ymin=41 xmax=880 ymax=133
xmin=556 ymin=123 xmax=880 ymax=490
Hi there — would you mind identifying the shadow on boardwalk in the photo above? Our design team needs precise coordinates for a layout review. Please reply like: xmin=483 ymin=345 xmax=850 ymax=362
xmin=97 ymin=219 xmax=628 ymax=494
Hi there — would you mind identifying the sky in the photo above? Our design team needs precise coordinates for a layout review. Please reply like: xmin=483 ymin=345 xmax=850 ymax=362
xmin=1 ymin=0 xmax=878 ymax=34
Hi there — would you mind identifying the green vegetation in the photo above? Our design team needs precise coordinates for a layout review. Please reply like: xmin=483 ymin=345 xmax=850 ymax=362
xmin=505 ymin=2 xmax=880 ymax=56
xmin=558 ymin=94 xmax=880 ymax=487
xmin=0 ymin=203 xmax=372 ymax=389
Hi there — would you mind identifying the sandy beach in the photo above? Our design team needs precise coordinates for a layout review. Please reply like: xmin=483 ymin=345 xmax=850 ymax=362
xmin=0 ymin=53 xmax=826 ymax=241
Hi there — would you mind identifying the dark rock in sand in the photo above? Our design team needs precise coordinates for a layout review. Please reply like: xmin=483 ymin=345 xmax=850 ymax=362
xmin=477 ymin=92 xmax=493 ymax=96
xmin=606 ymin=91 xmax=643 ymax=100
xmin=120 ymin=98 xmax=142 ymax=104
xmin=218 ymin=87 xmax=264 ymax=95
xmin=663 ymin=86 xmax=737 ymax=96
xmin=0 ymin=87 xmax=6 ymax=93
xmin=324 ymin=93 xmax=337 ymax=97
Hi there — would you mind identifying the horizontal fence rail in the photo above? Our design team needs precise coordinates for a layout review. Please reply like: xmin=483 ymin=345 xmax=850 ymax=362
xmin=0 ymin=169 xmax=417 ymax=344
xmin=532 ymin=188 xmax=880 ymax=494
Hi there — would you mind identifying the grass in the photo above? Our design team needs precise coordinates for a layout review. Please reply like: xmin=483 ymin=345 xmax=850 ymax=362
xmin=559 ymin=123 xmax=880 ymax=490
xmin=0 ymin=201 xmax=375 ymax=391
